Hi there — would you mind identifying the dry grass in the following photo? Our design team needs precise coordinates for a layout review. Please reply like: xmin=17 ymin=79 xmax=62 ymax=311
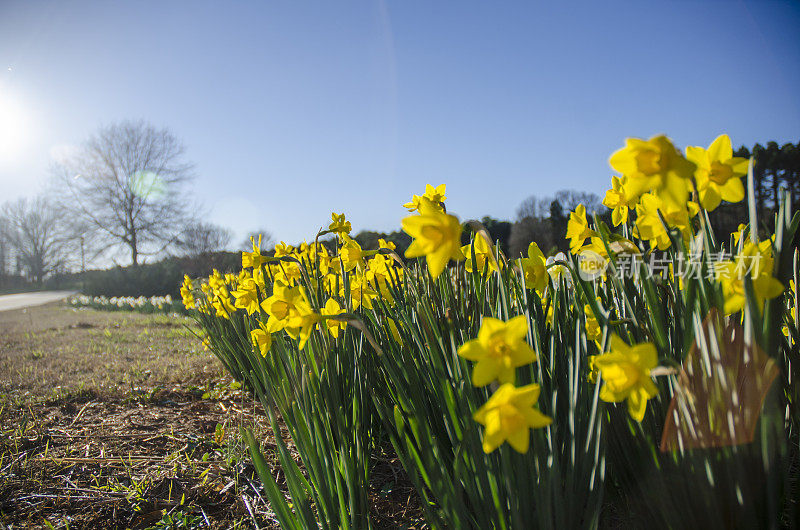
xmin=0 ymin=303 xmax=424 ymax=529
xmin=0 ymin=304 xmax=218 ymax=399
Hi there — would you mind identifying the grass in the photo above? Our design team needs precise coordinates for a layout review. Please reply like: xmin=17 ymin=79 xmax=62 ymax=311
xmin=0 ymin=302 xmax=424 ymax=529
xmin=0 ymin=304 xmax=212 ymax=398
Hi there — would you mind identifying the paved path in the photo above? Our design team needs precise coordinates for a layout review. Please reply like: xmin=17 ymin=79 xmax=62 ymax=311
xmin=0 ymin=291 xmax=76 ymax=312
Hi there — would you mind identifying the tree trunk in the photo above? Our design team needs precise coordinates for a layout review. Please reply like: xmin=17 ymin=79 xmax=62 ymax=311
xmin=130 ymin=232 xmax=139 ymax=266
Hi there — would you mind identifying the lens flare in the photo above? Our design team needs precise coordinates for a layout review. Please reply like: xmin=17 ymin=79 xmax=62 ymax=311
xmin=0 ymin=88 xmax=32 ymax=166
xmin=130 ymin=170 xmax=167 ymax=199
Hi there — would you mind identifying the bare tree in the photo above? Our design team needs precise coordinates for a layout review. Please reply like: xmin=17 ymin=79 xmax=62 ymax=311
xmin=1 ymin=196 xmax=75 ymax=284
xmin=179 ymin=221 xmax=233 ymax=256
xmin=515 ymin=195 xmax=552 ymax=221
xmin=52 ymin=120 xmax=195 ymax=266
xmin=0 ymin=218 xmax=9 ymax=279
xmin=516 ymin=190 xmax=605 ymax=221
xmin=553 ymin=189 xmax=605 ymax=216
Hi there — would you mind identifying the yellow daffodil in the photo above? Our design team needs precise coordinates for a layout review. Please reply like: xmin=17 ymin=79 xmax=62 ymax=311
xmin=378 ymin=238 xmax=396 ymax=251
xmin=685 ymin=134 xmax=748 ymax=211
xmin=320 ymin=298 xmax=347 ymax=338
xmin=211 ymin=293 xmax=236 ymax=319
xmin=587 ymin=355 xmax=599 ymax=384
xmin=462 ymin=235 xmax=500 ymax=274
xmin=517 ymin=242 xmax=548 ymax=293
xmin=286 ymin=309 xmax=323 ymax=350
xmin=232 ymin=278 xmax=261 ymax=315
xmin=332 ymin=234 xmax=366 ymax=272
xmin=457 ymin=315 xmax=537 ymax=386
xmin=242 ymin=235 xmax=267 ymax=269
xmin=402 ymin=197 xmax=464 ymax=279
xmin=732 ymin=223 xmax=748 ymax=247
xmin=180 ymin=275 xmax=195 ymax=309
xmin=329 ymin=212 xmax=352 ymax=236
xmin=343 ymin=271 xmax=379 ymax=310
xmin=473 ymin=383 xmax=552 ymax=454
xmin=273 ymin=241 xmax=295 ymax=258
xmin=403 ymin=184 xmax=447 ymax=212
xmin=367 ymin=254 xmax=400 ymax=304
xmin=250 ymin=322 xmax=272 ymax=357
xmin=602 ymin=176 xmax=636 ymax=226
xmin=402 ymin=194 xmax=425 ymax=212
xmin=272 ymin=260 xmax=303 ymax=286
xmin=423 ymin=183 xmax=447 ymax=204
xmin=715 ymin=239 xmax=783 ymax=315
xmin=566 ymin=204 xmax=598 ymax=253
xmin=585 ymin=298 xmax=603 ymax=341
xmin=633 ymin=193 xmax=698 ymax=250
xmin=609 ymin=135 xmax=696 ymax=209
xmin=591 ymin=334 xmax=659 ymax=422
xmin=261 ymin=283 xmax=312 ymax=333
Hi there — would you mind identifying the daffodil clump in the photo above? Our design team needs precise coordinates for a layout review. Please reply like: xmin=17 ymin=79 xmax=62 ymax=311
xmin=181 ymin=134 xmax=800 ymax=528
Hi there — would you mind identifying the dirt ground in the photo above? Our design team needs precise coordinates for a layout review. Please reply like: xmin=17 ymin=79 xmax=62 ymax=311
xmin=0 ymin=303 xmax=423 ymax=529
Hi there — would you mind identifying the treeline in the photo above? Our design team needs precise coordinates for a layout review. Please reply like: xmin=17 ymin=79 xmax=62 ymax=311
xmin=47 ymin=252 xmax=241 ymax=298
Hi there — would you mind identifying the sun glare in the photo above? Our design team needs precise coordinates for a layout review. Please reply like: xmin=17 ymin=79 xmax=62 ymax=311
xmin=0 ymin=88 xmax=32 ymax=165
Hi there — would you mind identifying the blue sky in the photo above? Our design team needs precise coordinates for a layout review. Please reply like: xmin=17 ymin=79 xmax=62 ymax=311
xmin=1 ymin=0 xmax=798 ymax=248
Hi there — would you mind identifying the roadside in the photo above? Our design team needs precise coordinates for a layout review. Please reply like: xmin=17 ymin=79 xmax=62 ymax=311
xmin=0 ymin=291 xmax=77 ymax=313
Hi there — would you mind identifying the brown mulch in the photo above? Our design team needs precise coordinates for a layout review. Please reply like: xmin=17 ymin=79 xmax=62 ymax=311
xmin=0 ymin=385 xmax=279 ymax=529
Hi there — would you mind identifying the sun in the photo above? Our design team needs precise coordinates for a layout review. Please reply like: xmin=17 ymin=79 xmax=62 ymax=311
xmin=0 ymin=87 xmax=32 ymax=165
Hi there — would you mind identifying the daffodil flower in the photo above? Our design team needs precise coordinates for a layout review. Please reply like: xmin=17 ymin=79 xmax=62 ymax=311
xmin=250 ymin=322 xmax=272 ymax=357
xmin=473 ymin=383 xmax=552 ymax=454
xmin=329 ymin=212 xmax=352 ymax=236
xmin=261 ymin=283 xmax=312 ymax=333
xmin=343 ymin=271 xmax=379 ymax=310
xmin=633 ymin=193 xmax=698 ymax=250
xmin=609 ymin=135 xmax=696 ymax=210
xmin=602 ymin=176 xmax=636 ymax=226
xmin=458 ymin=315 xmax=537 ymax=386
xmin=180 ymin=275 xmax=195 ymax=309
xmin=332 ymin=234 xmax=366 ymax=273
xmin=378 ymin=238 xmax=396 ymax=251
xmin=286 ymin=310 xmax=323 ymax=350
xmin=461 ymin=235 xmax=501 ymax=274
xmin=566 ymin=204 xmax=598 ymax=253
xmin=320 ymin=298 xmax=347 ymax=338
xmin=517 ymin=242 xmax=548 ymax=293
xmin=715 ymin=240 xmax=783 ymax=315
xmin=403 ymin=184 xmax=447 ymax=212
xmin=591 ymin=334 xmax=659 ymax=422
xmin=232 ymin=277 xmax=261 ymax=315
xmin=685 ymin=134 xmax=748 ymax=211
xmin=242 ymin=235 xmax=266 ymax=269
xmin=402 ymin=197 xmax=464 ymax=279
xmin=273 ymin=241 xmax=295 ymax=258
xmin=584 ymin=298 xmax=603 ymax=341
